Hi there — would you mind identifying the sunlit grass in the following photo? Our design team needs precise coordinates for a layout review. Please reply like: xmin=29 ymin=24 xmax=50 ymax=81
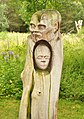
xmin=0 ymin=98 xmax=20 ymax=119
xmin=0 ymin=32 xmax=29 ymax=51
xmin=0 ymin=98 xmax=84 ymax=119
xmin=58 ymin=99 xmax=84 ymax=119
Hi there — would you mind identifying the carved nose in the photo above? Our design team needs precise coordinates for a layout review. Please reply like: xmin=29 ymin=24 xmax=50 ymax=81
xmin=34 ymin=26 xmax=39 ymax=32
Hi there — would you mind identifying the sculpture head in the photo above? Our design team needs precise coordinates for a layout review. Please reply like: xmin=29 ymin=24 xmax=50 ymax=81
xmin=29 ymin=10 xmax=61 ymax=42
xmin=33 ymin=40 xmax=52 ymax=71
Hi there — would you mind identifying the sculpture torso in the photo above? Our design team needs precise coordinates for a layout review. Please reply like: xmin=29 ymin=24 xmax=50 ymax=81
xmin=31 ymin=70 xmax=50 ymax=119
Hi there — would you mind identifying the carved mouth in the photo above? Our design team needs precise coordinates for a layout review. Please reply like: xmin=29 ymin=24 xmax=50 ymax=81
xmin=32 ymin=32 xmax=43 ymax=41
xmin=40 ymin=64 xmax=47 ymax=68
xmin=32 ymin=32 xmax=42 ymax=36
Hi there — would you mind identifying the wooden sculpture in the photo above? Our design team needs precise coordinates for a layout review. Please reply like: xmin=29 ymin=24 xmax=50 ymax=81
xmin=19 ymin=10 xmax=63 ymax=119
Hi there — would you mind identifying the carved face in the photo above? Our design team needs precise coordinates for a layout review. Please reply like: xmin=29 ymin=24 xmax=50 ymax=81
xmin=29 ymin=10 xmax=61 ymax=42
xmin=34 ymin=45 xmax=51 ymax=70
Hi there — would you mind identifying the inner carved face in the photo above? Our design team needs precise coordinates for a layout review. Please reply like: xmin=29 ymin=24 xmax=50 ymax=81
xmin=34 ymin=45 xmax=51 ymax=70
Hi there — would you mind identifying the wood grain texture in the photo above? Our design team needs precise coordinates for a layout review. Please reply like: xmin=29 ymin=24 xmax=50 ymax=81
xmin=19 ymin=10 xmax=63 ymax=119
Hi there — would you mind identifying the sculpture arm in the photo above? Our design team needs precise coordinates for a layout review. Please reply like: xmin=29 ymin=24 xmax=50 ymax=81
xmin=19 ymin=38 xmax=34 ymax=119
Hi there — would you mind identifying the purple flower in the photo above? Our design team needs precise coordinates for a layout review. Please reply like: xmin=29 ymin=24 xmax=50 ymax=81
xmin=8 ymin=51 xmax=14 ymax=55
xmin=8 ymin=51 xmax=14 ymax=59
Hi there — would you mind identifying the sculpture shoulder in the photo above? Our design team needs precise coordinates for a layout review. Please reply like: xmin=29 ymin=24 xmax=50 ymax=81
xmin=26 ymin=34 xmax=35 ymax=52
xmin=27 ymin=34 xmax=32 ymax=43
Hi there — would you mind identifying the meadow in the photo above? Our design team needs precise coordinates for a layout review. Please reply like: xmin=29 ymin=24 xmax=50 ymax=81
xmin=0 ymin=31 xmax=84 ymax=118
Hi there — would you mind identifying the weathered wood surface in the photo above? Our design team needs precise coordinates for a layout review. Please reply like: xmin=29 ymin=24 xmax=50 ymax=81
xmin=50 ymin=38 xmax=63 ymax=119
xmin=19 ymin=10 xmax=63 ymax=119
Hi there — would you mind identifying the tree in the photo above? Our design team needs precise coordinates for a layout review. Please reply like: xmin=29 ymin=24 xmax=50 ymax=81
xmin=18 ymin=0 xmax=84 ymax=33
xmin=5 ymin=0 xmax=27 ymax=32
xmin=0 ymin=4 xmax=9 ymax=31
xmin=1 ymin=0 xmax=84 ymax=33
xmin=50 ymin=0 xmax=84 ymax=33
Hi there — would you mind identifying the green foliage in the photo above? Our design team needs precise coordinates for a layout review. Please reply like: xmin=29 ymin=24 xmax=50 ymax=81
xmin=17 ymin=0 xmax=47 ymax=26
xmin=0 ymin=32 xmax=27 ymax=99
xmin=51 ymin=0 xmax=84 ymax=33
xmin=17 ymin=0 xmax=84 ymax=33
xmin=5 ymin=0 xmax=25 ymax=32
xmin=0 ymin=31 xmax=8 ymax=40
xmin=1 ymin=0 xmax=84 ymax=32
xmin=0 ymin=44 xmax=26 ymax=99
xmin=0 ymin=4 xmax=9 ymax=31
xmin=60 ymin=33 xmax=84 ymax=101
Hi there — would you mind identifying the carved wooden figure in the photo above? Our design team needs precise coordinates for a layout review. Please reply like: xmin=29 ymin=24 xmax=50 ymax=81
xmin=19 ymin=10 xmax=63 ymax=119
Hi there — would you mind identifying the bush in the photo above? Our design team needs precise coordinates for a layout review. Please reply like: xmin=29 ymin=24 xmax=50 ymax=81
xmin=0 ymin=40 xmax=27 ymax=99
xmin=60 ymin=34 xmax=84 ymax=101
xmin=0 ymin=4 xmax=9 ymax=31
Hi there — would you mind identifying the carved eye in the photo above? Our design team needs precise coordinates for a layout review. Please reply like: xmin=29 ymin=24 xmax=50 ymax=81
xmin=30 ymin=23 xmax=36 ymax=29
xmin=37 ymin=56 xmax=43 ymax=59
xmin=55 ymin=22 xmax=58 ymax=28
xmin=38 ymin=25 xmax=46 ymax=30
xmin=37 ymin=55 xmax=50 ymax=60
xmin=44 ymin=56 xmax=50 ymax=59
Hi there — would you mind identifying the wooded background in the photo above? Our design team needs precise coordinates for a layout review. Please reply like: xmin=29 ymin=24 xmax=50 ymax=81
xmin=0 ymin=0 xmax=84 ymax=33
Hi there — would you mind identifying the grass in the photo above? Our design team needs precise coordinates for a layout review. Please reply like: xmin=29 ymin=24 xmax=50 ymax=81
xmin=0 ymin=32 xmax=29 ymax=51
xmin=0 ymin=98 xmax=20 ymax=119
xmin=58 ymin=99 xmax=84 ymax=119
xmin=0 ymin=98 xmax=84 ymax=119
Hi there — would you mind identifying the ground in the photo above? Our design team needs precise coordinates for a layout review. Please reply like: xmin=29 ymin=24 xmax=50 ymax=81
xmin=0 ymin=98 xmax=84 ymax=119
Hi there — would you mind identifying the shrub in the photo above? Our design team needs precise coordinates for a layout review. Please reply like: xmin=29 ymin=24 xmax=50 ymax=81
xmin=0 ymin=4 xmax=9 ymax=31
xmin=60 ymin=34 xmax=84 ymax=101
xmin=0 ymin=41 xmax=27 ymax=99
